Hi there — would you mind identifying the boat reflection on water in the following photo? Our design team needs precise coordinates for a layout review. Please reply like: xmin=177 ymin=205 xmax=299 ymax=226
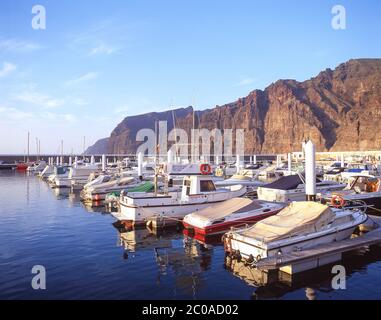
xmin=155 ymin=236 xmax=214 ymax=298
xmin=82 ymin=200 xmax=113 ymax=214
xmin=116 ymin=225 xmax=178 ymax=254
xmin=52 ymin=186 xmax=71 ymax=199
xmin=224 ymin=245 xmax=381 ymax=300
xmin=114 ymin=224 xmax=216 ymax=298
xmin=182 ymin=228 xmax=223 ymax=248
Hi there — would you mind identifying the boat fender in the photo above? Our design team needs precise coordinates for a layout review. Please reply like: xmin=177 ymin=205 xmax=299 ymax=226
xmin=200 ymin=163 xmax=212 ymax=175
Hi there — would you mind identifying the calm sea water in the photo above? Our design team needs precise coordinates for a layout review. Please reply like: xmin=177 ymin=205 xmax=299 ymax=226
xmin=1 ymin=170 xmax=381 ymax=300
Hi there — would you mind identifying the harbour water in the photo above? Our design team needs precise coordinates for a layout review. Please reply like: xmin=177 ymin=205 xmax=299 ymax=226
xmin=1 ymin=170 xmax=381 ymax=300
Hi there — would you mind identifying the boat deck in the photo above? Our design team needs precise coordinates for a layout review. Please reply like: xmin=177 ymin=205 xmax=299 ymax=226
xmin=256 ymin=215 xmax=381 ymax=271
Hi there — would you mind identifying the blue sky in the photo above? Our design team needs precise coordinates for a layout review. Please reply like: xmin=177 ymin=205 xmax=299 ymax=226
xmin=0 ymin=0 xmax=380 ymax=154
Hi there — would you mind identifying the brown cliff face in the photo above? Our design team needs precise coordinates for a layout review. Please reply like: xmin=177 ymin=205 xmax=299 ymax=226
xmin=97 ymin=59 xmax=381 ymax=154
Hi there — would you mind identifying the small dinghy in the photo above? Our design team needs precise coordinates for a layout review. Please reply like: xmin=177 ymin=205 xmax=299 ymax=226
xmin=223 ymin=201 xmax=367 ymax=263
xmin=183 ymin=198 xmax=285 ymax=236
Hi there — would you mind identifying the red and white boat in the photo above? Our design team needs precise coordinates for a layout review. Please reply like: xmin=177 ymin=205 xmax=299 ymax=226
xmin=183 ymin=198 xmax=285 ymax=236
xmin=16 ymin=162 xmax=30 ymax=171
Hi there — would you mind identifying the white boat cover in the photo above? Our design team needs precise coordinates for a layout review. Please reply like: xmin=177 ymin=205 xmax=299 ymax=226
xmin=187 ymin=198 xmax=261 ymax=222
xmin=92 ymin=176 xmax=135 ymax=190
xmin=229 ymin=175 xmax=253 ymax=181
xmin=240 ymin=202 xmax=335 ymax=242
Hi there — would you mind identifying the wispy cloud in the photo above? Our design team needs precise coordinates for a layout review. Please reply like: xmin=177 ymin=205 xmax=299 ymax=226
xmin=64 ymin=72 xmax=98 ymax=87
xmin=0 ymin=39 xmax=42 ymax=53
xmin=89 ymin=42 xmax=116 ymax=56
xmin=235 ymin=77 xmax=255 ymax=87
xmin=67 ymin=19 xmax=132 ymax=56
xmin=114 ymin=105 xmax=130 ymax=114
xmin=0 ymin=106 xmax=76 ymax=123
xmin=0 ymin=106 xmax=33 ymax=120
xmin=14 ymin=90 xmax=64 ymax=109
xmin=0 ymin=62 xmax=17 ymax=77
xmin=41 ymin=112 xmax=77 ymax=123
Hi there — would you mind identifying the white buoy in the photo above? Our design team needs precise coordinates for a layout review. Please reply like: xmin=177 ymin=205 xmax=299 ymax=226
xmin=167 ymin=149 xmax=173 ymax=164
xmin=288 ymin=153 xmax=292 ymax=174
xmin=137 ymin=152 xmax=143 ymax=179
xmin=102 ymin=154 xmax=106 ymax=172
xmin=305 ymin=140 xmax=317 ymax=201
xmin=91 ymin=155 xmax=95 ymax=165
xmin=340 ymin=153 xmax=345 ymax=168
xmin=69 ymin=156 xmax=72 ymax=166
xmin=253 ymin=155 xmax=257 ymax=165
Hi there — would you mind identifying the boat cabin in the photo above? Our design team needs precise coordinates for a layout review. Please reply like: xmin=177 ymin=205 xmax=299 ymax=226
xmin=181 ymin=175 xmax=217 ymax=198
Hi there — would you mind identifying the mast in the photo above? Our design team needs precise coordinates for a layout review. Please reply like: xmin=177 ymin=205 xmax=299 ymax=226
xmin=27 ymin=132 xmax=30 ymax=163
xmin=36 ymin=137 xmax=39 ymax=161
xmin=172 ymin=109 xmax=178 ymax=160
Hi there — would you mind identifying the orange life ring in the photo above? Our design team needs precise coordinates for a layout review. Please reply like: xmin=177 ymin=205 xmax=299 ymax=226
xmin=200 ymin=163 xmax=212 ymax=175
xmin=331 ymin=195 xmax=346 ymax=208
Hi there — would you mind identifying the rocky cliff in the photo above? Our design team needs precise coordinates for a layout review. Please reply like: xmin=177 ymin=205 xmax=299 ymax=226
xmin=84 ymin=137 xmax=109 ymax=155
xmin=90 ymin=59 xmax=381 ymax=154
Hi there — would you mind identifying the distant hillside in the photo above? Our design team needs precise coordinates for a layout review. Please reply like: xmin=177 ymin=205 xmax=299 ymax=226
xmin=88 ymin=59 xmax=381 ymax=154
xmin=84 ymin=137 xmax=109 ymax=155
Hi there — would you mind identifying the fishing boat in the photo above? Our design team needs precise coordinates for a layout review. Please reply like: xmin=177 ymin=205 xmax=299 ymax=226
xmin=183 ymin=197 xmax=285 ymax=236
xmin=257 ymin=174 xmax=345 ymax=203
xmin=223 ymin=201 xmax=367 ymax=262
xmin=112 ymin=163 xmax=247 ymax=226
xmin=320 ymin=174 xmax=381 ymax=212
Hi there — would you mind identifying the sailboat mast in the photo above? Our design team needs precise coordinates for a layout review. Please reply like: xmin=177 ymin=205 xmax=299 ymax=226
xmin=27 ymin=132 xmax=30 ymax=163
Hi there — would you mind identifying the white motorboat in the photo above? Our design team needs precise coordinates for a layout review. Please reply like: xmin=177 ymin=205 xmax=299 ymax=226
xmin=80 ymin=176 xmax=143 ymax=202
xmin=223 ymin=201 xmax=367 ymax=262
xmin=39 ymin=165 xmax=54 ymax=179
xmin=340 ymin=163 xmax=379 ymax=181
xmin=27 ymin=160 xmax=47 ymax=173
xmin=214 ymin=174 xmax=265 ymax=195
xmin=320 ymin=174 xmax=381 ymax=212
xmin=183 ymin=197 xmax=285 ymax=236
xmin=257 ymin=174 xmax=345 ymax=202
xmin=47 ymin=166 xmax=70 ymax=186
xmin=112 ymin=163 xmax=247 ymax=226
xmin=53 ymin=164 xmax=100 ymax=188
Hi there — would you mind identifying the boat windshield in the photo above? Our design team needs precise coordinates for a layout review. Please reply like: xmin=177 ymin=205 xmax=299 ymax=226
xmin=350 ymin=176 xmax=380 ymax=193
